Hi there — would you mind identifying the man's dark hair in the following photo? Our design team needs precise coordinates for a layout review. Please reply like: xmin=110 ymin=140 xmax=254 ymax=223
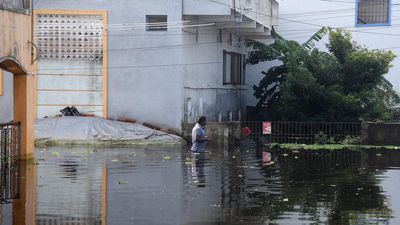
xmin=197 ymin=116 xmax=207 ymax=124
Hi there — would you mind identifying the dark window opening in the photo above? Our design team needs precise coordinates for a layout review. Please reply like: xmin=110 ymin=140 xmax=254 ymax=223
xmin=146 ymin=15 xmax=168 ymax=31
xmin=223 ymin=50 xmax=245 ymax=85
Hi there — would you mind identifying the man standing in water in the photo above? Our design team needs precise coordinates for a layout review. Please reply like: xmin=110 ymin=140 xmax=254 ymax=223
xmin=191 ymin=116 xmax=211 ymax=152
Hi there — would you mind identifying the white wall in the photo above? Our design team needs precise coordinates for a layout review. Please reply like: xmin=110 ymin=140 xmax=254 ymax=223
xmin=181 ymin=28 xmax=247 ymax=123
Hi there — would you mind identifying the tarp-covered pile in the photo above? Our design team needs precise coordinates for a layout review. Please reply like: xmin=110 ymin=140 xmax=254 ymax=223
xmin=35 ymin=117 xmax=185 ymax=146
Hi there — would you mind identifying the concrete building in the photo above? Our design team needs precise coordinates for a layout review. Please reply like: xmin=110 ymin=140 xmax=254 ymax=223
xmin=270 ymin=0 xmax=400 ymax=91
xmin=33 ymin=0 xmax=278 ymax=132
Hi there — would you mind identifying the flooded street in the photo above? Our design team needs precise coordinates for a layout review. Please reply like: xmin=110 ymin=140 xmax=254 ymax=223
xmin=1 ymin=145 xmax=400 ymax=224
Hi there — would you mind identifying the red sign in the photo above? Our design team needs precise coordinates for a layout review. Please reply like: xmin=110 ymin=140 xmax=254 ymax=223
xmin=262 ymin=122 xmax=272 ymax=134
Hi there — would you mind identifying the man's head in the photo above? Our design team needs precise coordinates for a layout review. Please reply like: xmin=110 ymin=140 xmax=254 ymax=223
xmin=197 ymin=116 xmax=207 ymax=127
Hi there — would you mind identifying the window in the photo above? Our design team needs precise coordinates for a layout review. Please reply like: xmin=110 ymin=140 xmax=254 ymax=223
xmin=218 ymin=29 xmax=223 ymax=43
xmin=223 ymin=50 xmax=245 ymax=85
xmin=228 ymin=33 xmax=232 ymax=45
xmin=356 ymin=0 xmax=390 ymax=26
xmin=146 ymin=15 xmax=168 ymax=31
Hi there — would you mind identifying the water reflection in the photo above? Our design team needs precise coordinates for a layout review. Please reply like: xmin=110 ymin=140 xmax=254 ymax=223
xmin=0 ymin=160 xmax=36 ymax=225
xmin=191 ymin=153 xmax=206 ymax=187
xmin=2 ymin=146 xmax=400 ymax=224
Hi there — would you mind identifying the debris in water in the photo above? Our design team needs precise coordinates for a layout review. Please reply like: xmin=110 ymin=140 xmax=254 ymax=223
xmin=52 ymin=152 xmax=60 ymax=157
xmin=283 ymin=198 xmax=289 ymax=202
xmin=163 ymin=156 xmax=171 ymax=160
xmin=111 ymin=159 xmax=119 ymax=163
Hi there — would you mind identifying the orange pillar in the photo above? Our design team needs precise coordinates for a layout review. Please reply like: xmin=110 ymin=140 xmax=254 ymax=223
xmin=13 ymin=75 xmax=35 ymax=159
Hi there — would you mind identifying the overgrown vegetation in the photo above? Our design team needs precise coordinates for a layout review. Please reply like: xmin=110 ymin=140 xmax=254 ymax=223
xmin=247 ymin=28 xmax=400 ymax=122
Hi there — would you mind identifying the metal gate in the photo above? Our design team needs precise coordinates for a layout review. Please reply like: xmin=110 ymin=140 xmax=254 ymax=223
xmin=0 ymin=121 xmax=21 ymax=203
xmin=241 ymin=121 xmax=362 ymax=145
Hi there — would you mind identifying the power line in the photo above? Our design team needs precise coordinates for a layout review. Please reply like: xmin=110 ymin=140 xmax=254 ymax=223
xmin=35 ymin=40 xmax=243 ymax=55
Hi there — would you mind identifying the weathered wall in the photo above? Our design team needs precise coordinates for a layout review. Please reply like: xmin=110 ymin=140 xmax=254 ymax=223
xmin=361 ymin=123 xmax=400 ymax=146
xmin=182 ymin=28 xmax=247 ymax=124
xmin=183 ymin=0 xmax=230 ymax=15
xmin=0 ymin=70 xmax=13 ymax=123
xmin=0 ymin=9 xmax=32 ymax=72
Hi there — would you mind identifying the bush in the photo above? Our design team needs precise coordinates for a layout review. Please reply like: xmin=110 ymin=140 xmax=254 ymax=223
xmin=341 ymin=135 xmax=361 ymax=145
xmin=314 ymin=131 xmax=328 ymax=145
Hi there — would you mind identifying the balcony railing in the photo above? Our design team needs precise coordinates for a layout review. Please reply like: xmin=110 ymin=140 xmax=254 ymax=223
xmin=0 ymin=0 xmax=31 ymax=14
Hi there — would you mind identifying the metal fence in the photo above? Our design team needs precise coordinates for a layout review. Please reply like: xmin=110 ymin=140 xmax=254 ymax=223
xmin=0 ymin=121 xmax=21 ymax=203
xmin=241 ymin=121 xmax=362 ymax=144
xmin=0 ymin=0 xmax=31 ymax=12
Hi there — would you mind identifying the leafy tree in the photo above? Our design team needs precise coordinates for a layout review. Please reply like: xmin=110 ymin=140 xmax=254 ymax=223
xmin=247 ymin=28 xmax=399 ymax=122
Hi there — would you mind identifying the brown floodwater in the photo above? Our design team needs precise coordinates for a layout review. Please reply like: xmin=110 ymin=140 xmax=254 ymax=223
xmin=1 ymin=144 xmax=400 ymax=225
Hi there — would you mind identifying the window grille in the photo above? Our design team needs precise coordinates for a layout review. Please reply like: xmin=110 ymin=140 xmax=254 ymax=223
xmin=36 ymin=14 xmax=104 ymax=60
xmin=357 ymin=0 xmax=390 ymax=25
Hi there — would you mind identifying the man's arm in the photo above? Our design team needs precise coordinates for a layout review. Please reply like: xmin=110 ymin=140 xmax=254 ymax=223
xmin=195 ymin=135 xmax=211 ymax=142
